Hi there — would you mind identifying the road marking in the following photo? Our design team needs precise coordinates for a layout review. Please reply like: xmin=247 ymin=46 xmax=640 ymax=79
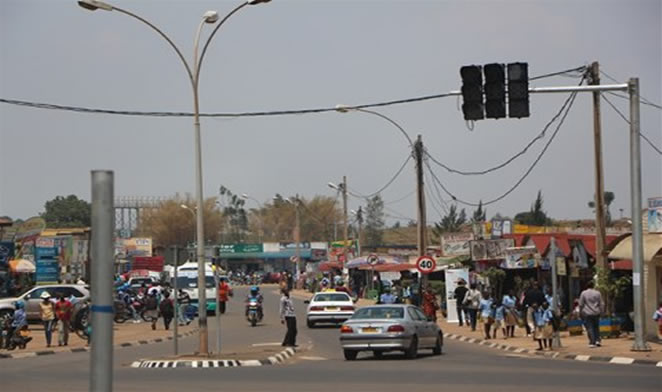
xmin=252 ymin=342 xmax=282 ymax=347
xmin=299 ymin=356 xmax=327 ymax=361
xmin=575 ymin=355 xmax=590 ymax=361
xmin=609 ymin=357 xmax=635 ymax=365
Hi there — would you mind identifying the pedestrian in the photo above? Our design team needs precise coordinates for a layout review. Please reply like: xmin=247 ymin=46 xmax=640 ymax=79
xmin=502 ymin=289 xmax=518 ymax=338
xmin=454 ymin=279 xmax=469 ymax=327
xmin=422 ymin=285 xmax=439 ymax=322
xmin=479 ymin=291 xmax=494 ymax=340
xmin=532 ymin=302 xmax=554 ymax=350
xmin=279 ymin=288 xmax=297 ymax=347
xmin=462 ymin=283 xmax=482 ymax=332
xmin=159 ymin=290 xmax=174 ymax=330
xmin=177 ymin=289 xmax=192 ymax=326
xmin=493 ymin=301 xmax=505 ymax=339
xmin=653 ymin=302 xmax=662 ymax=337
xmin=54 ymin=292 xmax=73 ymax=346
xmin=379 ymin=288 xmax=397 ymax=304
xmin=335 ymin=281 xmax=350 ymax=294
xmin=523 ymin=281 xmax=545 ymax=336
xmin=39 ymin=291 xmax=56 ymax=347
xmin=144 ymin=291 xmax=159 ymax=330
xmin=578 ymin=280 xmax=604 ymax=348
xmin=218 ymin=278 xmax=233 ymax=314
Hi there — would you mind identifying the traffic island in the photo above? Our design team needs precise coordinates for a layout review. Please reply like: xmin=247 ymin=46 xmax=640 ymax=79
xmin=130 ymin=346 xmax=298 ymax=368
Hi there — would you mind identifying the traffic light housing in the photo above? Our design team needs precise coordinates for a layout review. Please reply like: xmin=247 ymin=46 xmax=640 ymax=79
xmin=460 ymin=65 xmax=484 ymax=121
xmin=507 ymin=62 xmax=529 ymax=118
xmin=483 ymin=63 xmax=506 ymax=119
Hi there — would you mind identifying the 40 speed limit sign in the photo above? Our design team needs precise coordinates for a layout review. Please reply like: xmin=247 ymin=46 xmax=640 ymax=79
xmin=416 ymin=256 xmax=436 ymax=274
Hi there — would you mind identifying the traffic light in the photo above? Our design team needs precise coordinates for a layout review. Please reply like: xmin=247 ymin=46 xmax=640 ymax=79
xmin=460 ymin=65 xmax=484 ymax=121
xmin=507 ymin=62 xmax=529 ymax=118
xmin=483 ymin=63 xmax=506 ymax=119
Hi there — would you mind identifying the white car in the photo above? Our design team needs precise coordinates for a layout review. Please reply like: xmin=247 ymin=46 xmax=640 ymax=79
xmin=305 ymin=291 xmax=355 ymax=328
xmin=0 ymin=284 xmax=90 ymax=323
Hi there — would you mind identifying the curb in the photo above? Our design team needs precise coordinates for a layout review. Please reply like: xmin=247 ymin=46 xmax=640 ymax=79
xmin=443 ymin=332 xmax=662 ymax=368
xmin=130 ymin=347 xmax=297 ymax=368
xmin=0 ymin=328 xmax=199 ymax=360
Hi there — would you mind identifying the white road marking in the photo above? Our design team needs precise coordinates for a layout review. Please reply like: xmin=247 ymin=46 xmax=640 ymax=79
xmin=299 ymin=356 xmax=327 ymax=361
xmin=251 ymin=342 xmax=282 ymax=347
xmin=609 ymin=357 xmax=635 ymax=365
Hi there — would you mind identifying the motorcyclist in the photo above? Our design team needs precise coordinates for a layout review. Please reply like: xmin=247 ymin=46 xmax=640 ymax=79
xmin=4 ymin=300 xmax=28 ymax=349
xmin=245 ymin=286 xmax=264 ymax=320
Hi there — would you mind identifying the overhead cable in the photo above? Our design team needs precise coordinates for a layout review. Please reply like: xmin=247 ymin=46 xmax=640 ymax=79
xmin=600 ymin=94 xmax=662 ymax=156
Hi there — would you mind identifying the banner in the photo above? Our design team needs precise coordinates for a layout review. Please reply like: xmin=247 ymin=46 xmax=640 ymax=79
xmin=115 ymin=238 xmax=152 ymax=259
xmin=444 ymin=268 xmax=470 ymax=323
xmin=470 ymin=239 xmax=515 ymax=261
xmin=441 ymin=233 xmax=473 ymax=256
xmin=501 ymin=246 xmax=540 ymax=269
xmin=648 ymin=197 xmax=662 ymax=233
xmin=132 ymin=256 xmax=165 ymax=272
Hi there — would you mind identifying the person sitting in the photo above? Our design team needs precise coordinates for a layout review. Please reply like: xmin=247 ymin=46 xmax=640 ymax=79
xmin=245 ymin=286 xmax=264 ymax=320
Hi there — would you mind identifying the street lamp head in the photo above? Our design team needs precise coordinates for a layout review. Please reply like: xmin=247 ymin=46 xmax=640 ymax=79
xmin=328 ymin=182 xmax=339 ymax=190
xmin=247 ymin=0 xmax=272 ymax=5
xmin=180 ymin=204 xmax=189 ymax=209
xmin=77 ymin=0 xmax=113 ymax=11
xmin=241 ymin=193 xmax=250 ymax=199
xmin=350 ymin=209 xmax=357 ymax=215
xmin=335 ymin=104 xmax=352 ymax=113
xmin=203 ymin=10 xmax=219 ymax=23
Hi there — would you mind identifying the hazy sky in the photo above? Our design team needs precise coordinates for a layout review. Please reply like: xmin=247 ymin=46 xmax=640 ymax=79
xmin=1 ymin=0 xmax=661 ymax=226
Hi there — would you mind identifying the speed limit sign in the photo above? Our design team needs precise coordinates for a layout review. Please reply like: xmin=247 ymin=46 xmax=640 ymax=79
xmin=367 ymin=254 xmax=379 ymax=266
xmin=416 ymin=256 xmax=436 ymax=274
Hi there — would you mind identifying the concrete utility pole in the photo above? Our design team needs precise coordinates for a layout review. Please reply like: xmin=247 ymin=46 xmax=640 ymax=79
xmin=173 ymin=246 xmax=179 ymax=356
xmin=294 ymin=195 xmax=302 ymax=277
xmin=342 ymin=176 xmax=349 ymax=272
xmin=414 ymin=135 xmax=428 ymax=285
xmin=590 ymin=61 xmax=608 ymax=270
xmin=549 ymin=237 xmax=562 ymax=349
xmin=356 ymin=207 xmax=363 ymax=257
xmin=214 ymin=256 xmax=221 ymax=355
xmin=89 ymin=170 xmax=114 ymax=392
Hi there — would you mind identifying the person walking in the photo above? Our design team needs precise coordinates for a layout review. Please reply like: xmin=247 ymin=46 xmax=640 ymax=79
xmin=502 ymin=289 xmax=518 ymax=338
xmin=39 ymin=291 xmax=56 ymax=347
xmin=523 ymin=281 xmax=545 ymax=336
xmin=422 ymin=285 xmax=440 ymax=322
xmin=218 ymin=278 xmax=233 ymax=315
xmin=159 ymin=290 xmax=175 ymax=330
xmin=279 ymin=288 xmax=297 ymax=347
xmin=462 ymin=283 xmax=482 ymax=332
xmin=479 ymin=291 xmax=494 ymax=340
xmin=54 ymin=292 xmax=73 ymax=346
xmin=454 ymin=279 xmax=469 ymax=327
xmin=578 ymin=280 xmax=604 ymax=348
xmin=177 ymin=289 xmax=192 ymax=326
xmin=143 ymin=291 xmax=159 ymax=330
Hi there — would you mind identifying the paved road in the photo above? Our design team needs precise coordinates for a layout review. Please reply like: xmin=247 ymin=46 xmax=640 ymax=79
xmin=1 ymin=286 xmax=659 ymax=391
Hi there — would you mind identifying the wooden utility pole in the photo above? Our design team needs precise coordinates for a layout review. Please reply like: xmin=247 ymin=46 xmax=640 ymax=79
xmin=415 ymin=135 xmax=427 ymax=278
xmin=342 ymin=176 xmax=349 ymax=272
xmin=590 ymin=61 xmax=607 ymax=269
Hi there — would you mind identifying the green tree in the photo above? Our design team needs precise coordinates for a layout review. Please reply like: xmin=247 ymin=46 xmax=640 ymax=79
xmin=471 ymin=200 xmax=486 ymax=223
xmin=219 ymin=185 xmax=248 ymax=243
xmin=514 ymin=190 xmax=551 ymax=226
xmin=588 ymin=191 xmax=615 ymax=226
xmin=41 ymin=195 xmax=91 ymax=228
xmin=364 ymin=195 xmax=385 ymax=247
xmin=433 ymin=204 xmax=467 ymax=235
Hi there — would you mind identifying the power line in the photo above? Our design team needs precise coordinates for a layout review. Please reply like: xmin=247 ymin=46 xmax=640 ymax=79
xmin=424 ymin=185 xmax=444 ymax=221
xmin=425 ymin=77 xmax=585 ymax=176
xmin=426 ymin=90 xmax=580 ymax=207
xmin=346 ymin=153 xmax=413 ymax=200
xmin=599 ymin=70 xmax=662 ymax=109
xmin=604 ymin=91 xmax=662 ymax=110
xmin=529 ymin=65 xmax=587 ymax=81
xmin=600 ymin=94 xmax=662 ymax=155
xmin=422 ymin=159 xmax=449 ymax=215
xmin=384 ymin=189 xmax=416 ymax=205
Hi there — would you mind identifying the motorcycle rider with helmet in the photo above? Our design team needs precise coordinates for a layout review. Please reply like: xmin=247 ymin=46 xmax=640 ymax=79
xmin=245 ymin=286 xmax=264 ymax=321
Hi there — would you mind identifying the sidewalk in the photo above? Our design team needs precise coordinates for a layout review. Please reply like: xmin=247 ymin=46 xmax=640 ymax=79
xmin=438 ymin=317 xmax=662 ymax=364
xmin=1 ymin=319 xmax=196 ymax=358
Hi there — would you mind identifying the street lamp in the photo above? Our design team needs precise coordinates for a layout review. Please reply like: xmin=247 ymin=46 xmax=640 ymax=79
xmin=328 ymin=178 xmax=349 ymax=273
xmin=277 ymin=195 xmax=302 ymax=277
xmin=78 ymin=0 xmax=271 ymax=356
xmin=180 ymin=204 xmax=197 ymax=246
xmin=241 ymin=193 xmax=264 ymax=242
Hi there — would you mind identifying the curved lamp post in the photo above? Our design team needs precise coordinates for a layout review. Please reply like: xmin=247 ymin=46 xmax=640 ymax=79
xmin=241 ymin=193 xmax=265 ymax=242
xmin=78 ymin=0 xmax=271 ymax=356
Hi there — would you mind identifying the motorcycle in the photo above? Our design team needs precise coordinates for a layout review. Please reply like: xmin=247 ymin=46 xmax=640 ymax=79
xmin=113 ymin=300 xmax=134 ymax=323
xmin=3 ymin=324 xmax=32 ymax=350
xmin=72 ymin=300 xmax=90 ymax=340
xmin=246 ymin=298 xmax=262 ymax=327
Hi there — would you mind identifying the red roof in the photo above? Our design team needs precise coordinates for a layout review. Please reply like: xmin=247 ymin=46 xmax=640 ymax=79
xmin=525 ymin=233 xmax=571 ymax=257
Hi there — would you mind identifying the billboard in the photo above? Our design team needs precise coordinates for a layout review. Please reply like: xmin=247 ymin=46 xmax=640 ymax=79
xmin=115 ymin=238 xmax=152 ymax=259
xmin=470 ymin=238 xmax=515 ymax=261
xmin=441 ymin=233 xmax=473 ymax=256
xmin=35 ymin=247 xmax=59 ymax=284
xmin=501 ymin=246 xmax=540 ymax=269
xmin=648 ymin=197 xmax=662 ymax=233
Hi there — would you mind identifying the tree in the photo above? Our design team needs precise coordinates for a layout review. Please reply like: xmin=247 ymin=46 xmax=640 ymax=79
xmin=433 ymin=204 xmax=467 ymax=236
xmin=364 ymin=195 xmax=385 ymax=247
xmin=41 ymin=195 xmax=91 ymax=228
xmin=514 ymin=190 xmax=551 ymax=226
xmin=392 ymin=221 xmax=401 ymax=229
xmin=471 ymin=200 xmax=486 ymax=223
xmin=136 ymin=195 xmax=223 ymax=248
xmin=219 ymin=185 xmax=248 ymax=243
xmin=588 ymin=191 xmax=615 ymax=226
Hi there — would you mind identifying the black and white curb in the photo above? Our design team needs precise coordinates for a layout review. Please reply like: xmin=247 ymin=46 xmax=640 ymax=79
xmin=131 ymin=347 xmax=297 ymax=368
xmin=0 ymin=329 xmax=199 ymax=360
xmin=443 ymin=332 xmax=662 ymax=367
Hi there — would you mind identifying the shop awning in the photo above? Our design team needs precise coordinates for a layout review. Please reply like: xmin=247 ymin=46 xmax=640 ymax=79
xmin=608 ymin=233 xmax=662 ymax=262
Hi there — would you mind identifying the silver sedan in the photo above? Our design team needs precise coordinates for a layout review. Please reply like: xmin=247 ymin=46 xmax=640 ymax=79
xmin=339 ymin=304 xmax=443 ymax=360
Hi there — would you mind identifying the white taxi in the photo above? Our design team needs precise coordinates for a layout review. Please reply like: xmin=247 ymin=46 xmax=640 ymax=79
xmin=305 ymin=290 xmax=355 ymax=328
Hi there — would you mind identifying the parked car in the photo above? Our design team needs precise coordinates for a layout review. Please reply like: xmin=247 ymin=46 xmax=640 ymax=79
xmin=305 ymin=291 xmax=355 ymax=328
xmin=0 ymin=284 xmax=90 ymax=323
xmin=339 ymin=304 xmax=443 ymax=360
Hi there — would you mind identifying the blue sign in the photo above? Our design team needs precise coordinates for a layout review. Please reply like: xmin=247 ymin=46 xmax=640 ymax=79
xmin=0 ymin=242 xmax=14 ymax=266
xmin=36 ymin=247 xmax=59 ymax=283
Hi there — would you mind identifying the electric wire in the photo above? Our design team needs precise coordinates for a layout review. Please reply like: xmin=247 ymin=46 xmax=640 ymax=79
xmin=422 ymin=160 xmax=450 ymax=215
xmin=384 ymin=189 xmax=416 ymax=205
xmin=529 ymin=66 xmax=587 ymax=81
xmin=600 ymin=94 xmax=662 ymax=156
xmin=424 ymin=186 xmax=444 ymax=221
xmin=346 ymin=153 xmax=413 ymax=200
xmin=599 ymin=70 xmax=662 ymax=109
xmin=604 ymin=91 xmax=662 ymax=110
xmin=426 ymin=90 xmax=580 ymax=207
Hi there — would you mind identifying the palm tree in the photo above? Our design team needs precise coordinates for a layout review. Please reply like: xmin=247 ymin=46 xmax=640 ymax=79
xmin=588 ymin=191 xmax=615 ymax=226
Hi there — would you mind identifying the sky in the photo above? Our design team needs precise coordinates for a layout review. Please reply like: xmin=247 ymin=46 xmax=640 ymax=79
xmin=1 ymin=0 xmax=661 ymax=227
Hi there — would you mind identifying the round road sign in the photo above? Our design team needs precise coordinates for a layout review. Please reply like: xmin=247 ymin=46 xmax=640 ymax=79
xmin=367 ymin=254 xmax=379 ymax=266
xmin=416 ymin=256 xmax=436 ymax=274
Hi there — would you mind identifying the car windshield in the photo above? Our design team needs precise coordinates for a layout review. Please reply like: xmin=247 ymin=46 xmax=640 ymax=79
xmin=313 ymin=293 xmax=350 ymax=302
xmin=351 ymin=307 xmax=404 ymax=320
xmin=176 ymin=276 xmax=215 ymax=289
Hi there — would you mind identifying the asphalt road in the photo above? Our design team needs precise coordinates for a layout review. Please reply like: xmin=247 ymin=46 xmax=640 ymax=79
xmin=1 ymin=286 xmax=660 ymax=391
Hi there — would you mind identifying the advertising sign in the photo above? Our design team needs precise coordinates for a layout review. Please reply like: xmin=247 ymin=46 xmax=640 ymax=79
xmin=132 ymin=256 xmax=165 ymax=272
xmin=470 ymin=239 xmax=515 ymax=261
xmin=648 ymin=197 xmax=662 ymax=233
xmin=444 ymin=268 xmax=470 ymax=323
xmin=115 ymin=238 xmax=152 ymax=259
xmin=35 ymin=247 xmax=59 ymax=284
xmin=501 ymin=246 xmax=540 ymax=269
xmin=441 ymin=233 xmax=473 ymax=256
xmin=219 ymin=243 xmax=264 ymax=254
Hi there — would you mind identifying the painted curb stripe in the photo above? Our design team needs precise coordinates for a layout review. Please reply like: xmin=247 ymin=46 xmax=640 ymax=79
xmin=610 ymin=357 xmax=635 ymax=364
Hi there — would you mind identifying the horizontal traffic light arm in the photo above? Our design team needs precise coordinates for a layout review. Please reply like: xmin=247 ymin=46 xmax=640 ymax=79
xmin=448 ymin=83 xmax=628 ymax=97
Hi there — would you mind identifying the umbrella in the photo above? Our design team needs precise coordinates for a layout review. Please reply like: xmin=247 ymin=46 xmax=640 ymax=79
xmin=9 ymin=259 xmax=36 ymax=273
xmin=318 ymin=260 xmax=342 ymax=272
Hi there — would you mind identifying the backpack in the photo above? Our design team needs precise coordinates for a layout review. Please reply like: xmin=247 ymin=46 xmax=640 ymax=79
xmin=159 ymin=299 xmax=174 ymax=316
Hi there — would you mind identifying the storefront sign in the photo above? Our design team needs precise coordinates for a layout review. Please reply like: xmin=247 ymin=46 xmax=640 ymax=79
xmin=470 ymin=239 xmax=515 ymax=261
xmin=441 ymin=233 xmax=473 ymax=256
xmin=35 ymin=247 xmax=59 ymax=284
xmin=556 ymin=257 xmax=567 ymax=276
xmin=501 ymin=246 xmax=539 ymax=269
xmin=648 ymin=197 xmax=662 ymax=233
xmin=219 ymin=243 xmax=264 ymax=254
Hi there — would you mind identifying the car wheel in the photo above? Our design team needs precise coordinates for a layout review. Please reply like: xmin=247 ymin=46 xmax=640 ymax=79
xmin=405 ymin=336 xmax=418 ymax=359
xmin=343 ymin=349 xmax=358 ymax=361
xmin=306 ymin=320 xmax=315 ymax=328
xmin=373 ymin=351 xmax=383 ymax=359
xmin=433 ymin=334 xmax=443 ymax=355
